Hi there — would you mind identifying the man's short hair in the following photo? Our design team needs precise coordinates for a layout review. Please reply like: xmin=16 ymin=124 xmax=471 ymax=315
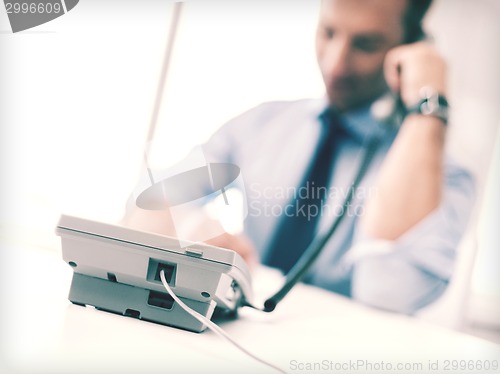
xmin=404 ymin=0 xmax=433 ymax=43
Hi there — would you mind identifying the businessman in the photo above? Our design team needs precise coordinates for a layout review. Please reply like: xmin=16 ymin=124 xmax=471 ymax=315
xmin=126 ymin=0 xmax=474 ymax=314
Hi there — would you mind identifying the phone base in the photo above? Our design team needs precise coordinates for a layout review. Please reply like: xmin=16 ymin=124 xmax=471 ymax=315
xmin=68 ymin=272 xmax=215 ymax=333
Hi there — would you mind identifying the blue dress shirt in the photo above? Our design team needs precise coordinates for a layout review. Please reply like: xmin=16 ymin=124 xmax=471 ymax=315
xmin=185 ymin=98 xmax=475 ymax=314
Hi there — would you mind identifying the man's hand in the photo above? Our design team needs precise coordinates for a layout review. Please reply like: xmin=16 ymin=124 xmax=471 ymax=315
xmin=205 ymin=232 xmax=259 ymax=268
xmin=361 ymin=42 xmax=447 ymax=240
xmin=123 ymin=204 xmax=258 ymax=266
xmin=384 ymin=42 xmax=447 ymax=107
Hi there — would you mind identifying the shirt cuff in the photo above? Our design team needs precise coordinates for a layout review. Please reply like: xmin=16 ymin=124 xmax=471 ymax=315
xmin=344 ymin=206 xmax=455 ymax=281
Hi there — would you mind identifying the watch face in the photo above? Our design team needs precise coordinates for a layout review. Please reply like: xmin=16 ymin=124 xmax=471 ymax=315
xmin=408 ymin=88 xmax=449 ymax=125
xmin=420 ymin=100 xmax=435 ymax=115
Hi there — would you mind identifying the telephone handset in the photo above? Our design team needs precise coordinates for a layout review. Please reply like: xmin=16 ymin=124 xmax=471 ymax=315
xmin=370 ymin=91 xmax=408 ymax=128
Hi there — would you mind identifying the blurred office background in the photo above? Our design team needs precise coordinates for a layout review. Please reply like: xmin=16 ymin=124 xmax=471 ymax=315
xmin=1 ymin=0 xmax=499 ymax=341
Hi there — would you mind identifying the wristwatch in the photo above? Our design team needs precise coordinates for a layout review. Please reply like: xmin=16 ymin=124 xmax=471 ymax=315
xmin=406 ymin=87 xmax=449 ymax=125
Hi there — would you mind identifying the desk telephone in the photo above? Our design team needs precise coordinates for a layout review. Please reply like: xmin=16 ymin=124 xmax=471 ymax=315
xmin=57 ymin=2 xmax=437 ymax=333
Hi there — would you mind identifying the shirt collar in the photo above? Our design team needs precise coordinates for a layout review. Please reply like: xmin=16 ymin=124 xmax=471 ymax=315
xmin=317 ymin=98 xmax=397 ymax=144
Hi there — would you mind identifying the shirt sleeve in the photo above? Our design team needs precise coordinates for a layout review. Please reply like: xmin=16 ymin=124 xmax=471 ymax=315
xmin=347 ymin=159 xmax=476 ymax=315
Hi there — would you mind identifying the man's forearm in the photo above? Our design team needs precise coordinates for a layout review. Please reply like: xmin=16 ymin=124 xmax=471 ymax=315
xmin=362 ymin=40 xmax=448 ymax=240
xmin=361 ymin=114 xmax=445 ymax=240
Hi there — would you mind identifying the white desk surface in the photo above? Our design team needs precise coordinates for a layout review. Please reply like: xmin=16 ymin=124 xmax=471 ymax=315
xmin=1 ymin=240 xmax=499 ymax=374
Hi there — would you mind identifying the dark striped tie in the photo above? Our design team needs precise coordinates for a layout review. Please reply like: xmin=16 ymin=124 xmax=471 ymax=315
xmin=265 ymin=108 xmax=342 ymax=273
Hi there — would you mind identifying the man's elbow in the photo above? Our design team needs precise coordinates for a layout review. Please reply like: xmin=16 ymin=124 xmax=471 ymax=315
xmin=351 ymin=256 xmax=448 ymax=315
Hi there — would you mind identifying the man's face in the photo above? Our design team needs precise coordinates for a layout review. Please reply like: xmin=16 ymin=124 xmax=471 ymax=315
xmin=316 ymin=0 xmax=407 ymax=112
